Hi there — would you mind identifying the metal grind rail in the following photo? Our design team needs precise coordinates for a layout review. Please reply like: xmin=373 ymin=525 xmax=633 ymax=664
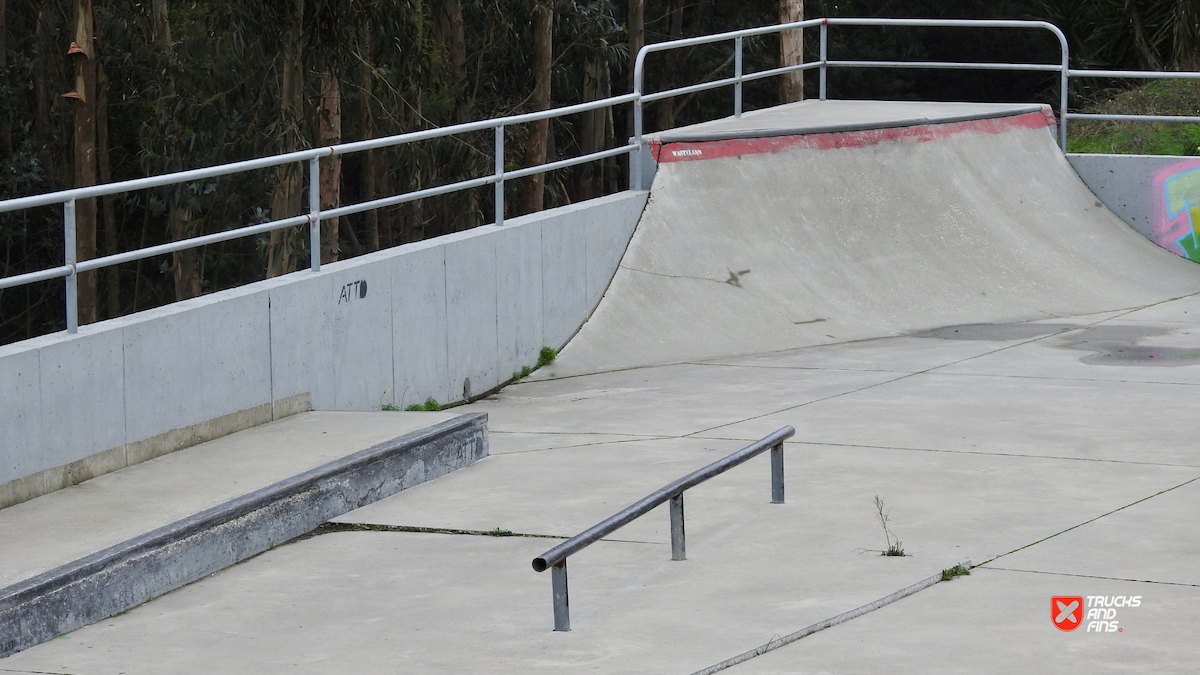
xmin=4 ymin=17 xmax=1199 ymax=335
xmin=531 ymin=425 xmax=795 ymax=631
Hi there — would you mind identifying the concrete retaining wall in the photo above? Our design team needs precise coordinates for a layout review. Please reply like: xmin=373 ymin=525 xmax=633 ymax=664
xmin=1069 ymin=153 xmax=1200 ymax=261
xmin=0 ymin=191 xmax=647 ymax=507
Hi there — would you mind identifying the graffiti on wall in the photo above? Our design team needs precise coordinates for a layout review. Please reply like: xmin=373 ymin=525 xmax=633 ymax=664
xmin=1152 ymin=159 xmax=1200 ymax=259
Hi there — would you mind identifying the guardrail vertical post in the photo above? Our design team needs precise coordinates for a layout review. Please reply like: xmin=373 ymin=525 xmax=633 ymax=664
xmin=551 ymin=560 xmax=570 ymax=631
xmin=734 ymin=36 xmax=744 ymax=118
xmin=632 ymin=100 xmax=644 ymax=190
xmin=63 ymin=199 xmax=78 ymax=334
xmin=308 ymin=157 xmax=321 ymax=273
xmin=1059 ymin=52 xmax=1069 ymax=151
xmin=771 ymin=443 xmax=784 ymax=504
xmin=819 ymin=21 xmax=828 ymax=101
xmin=495 ymin=125 xmax=505 ymax=226
xmin=670 ymin=493 xmax=686 ymax=560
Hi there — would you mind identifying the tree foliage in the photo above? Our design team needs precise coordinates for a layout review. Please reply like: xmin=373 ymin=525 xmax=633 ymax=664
xmin=1 ymin=0 xmax=1197 ymax=344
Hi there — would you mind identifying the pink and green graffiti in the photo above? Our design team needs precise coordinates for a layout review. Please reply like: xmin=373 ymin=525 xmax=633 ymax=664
xmin=1154 ymin=159 xmax=1200 ymax=259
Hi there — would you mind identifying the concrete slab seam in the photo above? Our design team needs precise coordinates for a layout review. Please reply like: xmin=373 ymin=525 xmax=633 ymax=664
xmin=689 ymin=560 xmax=973 ymax=675
xmin=0 ymin=413 xmax=488 ymax=659
xmin=689 ymin=312 xmax=1165 ymax=438
xmin=981 ymin=566 xmax=1200 ymax=589
xmin=979 ymin=473 xmax=1200 ymax=567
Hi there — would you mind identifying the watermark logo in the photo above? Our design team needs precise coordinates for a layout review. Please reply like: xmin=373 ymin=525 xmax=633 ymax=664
xmin=1052 ymin=596 xmax=1084 ymax=632
xmin=1053 ymin=596 xmax=1140 ymax=633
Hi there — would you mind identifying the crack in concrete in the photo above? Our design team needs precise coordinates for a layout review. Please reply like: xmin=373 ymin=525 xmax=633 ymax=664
xmin=684 ymin=308 xmax=1183 ymax=438
xmin=979 ymin=566 xmax=1200 ymax=588
xmin=689 ymin=562 xmax=972 ymax=675
xmin=620 ymin=265 xmax=730 ymax=286
xmin=492 ymin=436 xmax=677 ymax=456
xmin=307 ymin=522 xmax=660 ymax=546
xmin=978 ymin=473 xmax=1200 ymax=567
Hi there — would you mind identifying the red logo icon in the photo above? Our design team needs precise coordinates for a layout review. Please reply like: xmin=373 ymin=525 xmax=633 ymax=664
xmin=1053 ymin=596 xmax=1084 ymax=631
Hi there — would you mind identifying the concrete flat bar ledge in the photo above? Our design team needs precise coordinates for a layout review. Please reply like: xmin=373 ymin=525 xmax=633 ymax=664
xmin=0 ymin=411 xmax=488 ymax=658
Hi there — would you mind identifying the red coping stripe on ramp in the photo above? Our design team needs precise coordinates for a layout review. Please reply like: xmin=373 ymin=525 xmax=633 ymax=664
xmin=651 ymin=109 xmax=1056 ymax=163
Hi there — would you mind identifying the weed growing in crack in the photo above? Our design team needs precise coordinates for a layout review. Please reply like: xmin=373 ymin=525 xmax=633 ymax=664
xmin=512 ymin=347 xmax=558 ymax=383
xmin=489 ymin=527 xmax=515 ymax=537
xmin=941 ymin=564 xmax=971 ymax=581
xmin=874 ymin=494 xmax=906 ymax=557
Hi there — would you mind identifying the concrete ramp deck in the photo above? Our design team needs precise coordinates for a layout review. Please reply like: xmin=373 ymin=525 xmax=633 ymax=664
xmin=556 ymin=100 xmax=1200 ymax=376
xmin=0 ymin=411 xmax=486 ymax=657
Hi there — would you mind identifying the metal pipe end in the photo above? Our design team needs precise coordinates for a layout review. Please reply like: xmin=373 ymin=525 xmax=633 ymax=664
xmin=532 ymin=558 xmax=549 ymax=573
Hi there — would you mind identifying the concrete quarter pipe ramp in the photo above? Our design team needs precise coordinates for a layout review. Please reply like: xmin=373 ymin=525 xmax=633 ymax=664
xmin=556 ymin=100 xmax=1200 ymax=375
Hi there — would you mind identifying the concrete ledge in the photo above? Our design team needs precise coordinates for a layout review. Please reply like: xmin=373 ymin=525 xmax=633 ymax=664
xmin=0 ymin=412 xmax=488 ymax=658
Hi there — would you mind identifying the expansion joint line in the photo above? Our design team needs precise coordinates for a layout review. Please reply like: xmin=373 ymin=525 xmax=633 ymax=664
xmin=690 ymin=561 xmax=972 ymax=675
xmin=977 ymin=473 xmax=1200 ymax=567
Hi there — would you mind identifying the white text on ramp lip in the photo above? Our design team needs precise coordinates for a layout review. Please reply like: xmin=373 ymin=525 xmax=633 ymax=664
xmin=671 ymin=149 xmax=703 ymax=157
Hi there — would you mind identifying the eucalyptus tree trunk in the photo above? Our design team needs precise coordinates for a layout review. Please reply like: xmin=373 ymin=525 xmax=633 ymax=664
xmin=97 ymin=63 xmax=120 ymax=318
xmin=447 ymin=0 xmax=470 ymax=124
xmin=70 ymin=0 xmax=99 ymax=323
xmin=519 ymin=0 xmax=553 ymax=215
xmin=579 ymin=51 xmax=610 ymax=201
xmin=779 ymin=0 xmax=804 ymax=103
xmin=628 ymin=0 xmax=648 ymax=94
xmin=361 ymin=28 xmax=381 ymax=252
xmin=152 ymin=0 xmax=201 ymax=300
xmin=655 ymin=1 xmax=684 ymax=131
xmin=318 ymin=65 xmax=342 ymax=264
xmin=0 ymin=0 xmax=7 ymax=155
xmin=267 ymin=0 xmax=305 ymax=277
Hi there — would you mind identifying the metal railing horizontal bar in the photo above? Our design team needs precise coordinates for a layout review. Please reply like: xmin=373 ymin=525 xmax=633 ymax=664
xmin=0 ymin=94 xmax=642 ymax=215
xmin=532 ymin=425 xmax=795 ymax=573
xmin=503 ymin=144 xmax=635 ymax=181
xmin=826 ymin=17 xmax=1066 ymax=32
xmin=320 ymin=144 xmax=636 ymax=222
xmin=0 ymin=148 xmax=332 ymax=214
xmin=1068 ymin=69 xmax=1200 ymax=80
xmin=321 ymin=175 xmax=497 ymax=221
xmin=739 ymin=61 xmax=824 ymax=84
xmin=636 ymin=18 xmax=826 ymax=60
xmin=0 ymin=265 xmax=75 ymax=290
xmin=74 ymin=214 xmax=312 ymax=275
xmin=330 ymin=93 xmax=641 ymax=156
xmin=642 ymin=76 xmax=742 ymax=103
xmin=1068 ymin=113 xmax=1200 ymax=124
xmin=826 ymin=59 xmax=1063 ymax=72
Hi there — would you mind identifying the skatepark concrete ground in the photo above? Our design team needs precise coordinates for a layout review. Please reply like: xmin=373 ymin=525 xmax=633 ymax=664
xmin=5 ymin=101 xmax=1200 ymax=673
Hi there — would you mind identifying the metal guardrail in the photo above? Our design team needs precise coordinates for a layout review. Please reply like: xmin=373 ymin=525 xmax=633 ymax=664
xmin=531 ymin=426 xmax=795 ymax=631
xmin=2 ymin=17 xmax=1198 ymax=336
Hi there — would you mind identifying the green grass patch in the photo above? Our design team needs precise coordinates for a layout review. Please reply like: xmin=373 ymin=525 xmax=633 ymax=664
xmin=1069 ymin=80 xmax=1200 ymax=155
xmin=404 ymin=397 xmax=441 ymax=412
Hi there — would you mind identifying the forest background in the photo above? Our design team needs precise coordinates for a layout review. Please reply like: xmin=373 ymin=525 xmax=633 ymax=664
xmin=1 ymin=0 xmax=1197 ymax=345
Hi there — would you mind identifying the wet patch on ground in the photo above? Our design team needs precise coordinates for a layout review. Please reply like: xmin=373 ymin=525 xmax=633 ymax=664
xmin=915 ymin=322 xmax=1200 ymax=367
xmin=1062 ymin=326 xmax=1200 ymax=367
xmin=911 ymin=323 xmax=1080 ymax=341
